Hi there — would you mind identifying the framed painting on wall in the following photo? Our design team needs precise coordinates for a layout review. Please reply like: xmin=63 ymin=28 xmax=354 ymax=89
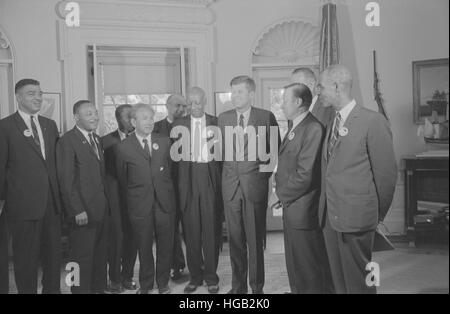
xmin=40 ymin=92 xmax=62 ymax=133
xmin=214 ymin=92 xmax=233 ymax=116
xmin=413 ymin=58 xmax=449 ymax=124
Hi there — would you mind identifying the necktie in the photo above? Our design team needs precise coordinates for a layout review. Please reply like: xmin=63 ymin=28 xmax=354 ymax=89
xmin=142 ymin=138 xmax=151 ymax=159
xmin=287 ymin=120 xmax=293 ymax=132
xmin=239 ymin=114 xmax=245 ymax=129
xmin=193 ymin=120 xmax=201 ymax=162
xmin=328 ymin=112 xmax=342 ymax=158
xmin=88 ymin=133 xmax=99 ymax=159
xmin=30 ymin=116 xmax=42 ymax=151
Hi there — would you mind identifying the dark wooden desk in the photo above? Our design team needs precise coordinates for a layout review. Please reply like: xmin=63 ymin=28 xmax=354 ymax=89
xmin=403 ymin=155 xmax=449 ymax=242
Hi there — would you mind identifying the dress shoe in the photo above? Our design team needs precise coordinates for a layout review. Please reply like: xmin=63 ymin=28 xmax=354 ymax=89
xmin=159 ymin=286 xmax=171 ymax=294
xmin=106 ymin=282 xmax=124 ymax=294
xmin=122 ymin=280 xmax=137 ymax=291
xmin=184 ymin=283 xmax=199 ymax=294
xmin=136 ymin=288 xmax=150 ymax=294
xmin=207 ymin=285 xmax=220 ymax=294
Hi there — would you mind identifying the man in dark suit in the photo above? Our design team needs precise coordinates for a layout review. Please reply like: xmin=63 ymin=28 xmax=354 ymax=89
xmin=317 ymin=65 xmax=397 ymax=294
xmin=291 ymin=68 xmax=334 ymax=129
xmin=218 ymin=76 xmax=280 ymax=294
xmin=102 ymin=104 xmax=138 ymax=293
xmin=0 ymin=79 xmax=62 ymax=294
xmin=153 ymin=94 xmax=187 ymax=281
xmin=116 ymin=104 xmax=176 ymax=294
xmin=275 ymin=83 xmax=332 ymax=294
xmin=57 ymin=100 xmax=109 ymax=294
xmin=174 ymin=87 xmax=222 ymax=294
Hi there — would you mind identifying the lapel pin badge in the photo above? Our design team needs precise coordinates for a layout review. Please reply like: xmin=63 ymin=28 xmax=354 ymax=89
xmin=288 ymin=132 xmax=295 ymax=141
xmin=160 ymin=167 xmax=164 ymax=171
xmin=153 ymin=143 xmax=159 ymax=150
xmin=23 ymin=129 xmax=32 ymax=137
xmin=339 ymin=127 xmax=349 ymax=137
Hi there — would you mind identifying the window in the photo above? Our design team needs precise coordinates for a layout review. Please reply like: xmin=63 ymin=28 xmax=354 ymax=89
xmin=102 ymin=93 xmax=170 ymax=134
xmin=270 ymin=88 xmax=288 ymax=140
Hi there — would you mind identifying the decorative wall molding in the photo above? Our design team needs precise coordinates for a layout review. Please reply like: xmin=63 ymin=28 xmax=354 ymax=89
xmin=252 ymin=18 xmax=319 ymax=64
xmin=0 ymin=28 xmax=11 ymax=50
xmin=56 ymin=0 xmax=216 ymax=25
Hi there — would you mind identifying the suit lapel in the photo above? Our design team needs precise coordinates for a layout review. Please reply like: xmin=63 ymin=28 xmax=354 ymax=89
xmin=73 ymin=127 xmax=101 ymax=163
xmin=13 ymin=112 xmax=45 ymax=162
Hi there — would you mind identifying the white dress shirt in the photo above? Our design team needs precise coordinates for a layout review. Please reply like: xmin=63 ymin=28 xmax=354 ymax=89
xmin=118 ymin=129 xmax=127 ymax=141
xmin=18 ymin=109 xmax=46 ymax=159
xmin=332 ymin=99 xmax=357 ymax=130
xmin=309 ymin=95 xmax=319 ymax=113
xmin=236 ymin=107 xmax=251 ymax=129
xmin=135 ymin=132 xmax=152 ymax=156
xmin=191 ymin=114 xmax=208 ymax=163
xmin=76 ymin=126 xmax=100 ymax=158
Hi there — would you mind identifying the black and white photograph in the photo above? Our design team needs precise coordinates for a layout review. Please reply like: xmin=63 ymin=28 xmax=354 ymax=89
xmin=0 ymin=0 xmax=448 ymax=301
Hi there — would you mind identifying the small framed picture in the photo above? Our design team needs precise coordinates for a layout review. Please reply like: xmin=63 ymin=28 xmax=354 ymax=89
xmin=40 ymin=92 xmax=62 ymax=132
xmin=214 ymin=92 xmax=233 ymax=116
xmin=412 ymin=58 xmax=449 ymax=124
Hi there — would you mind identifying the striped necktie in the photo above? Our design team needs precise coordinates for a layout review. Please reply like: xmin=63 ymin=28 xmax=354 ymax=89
xmin=327 ymin=112 xmax=342 ymax=158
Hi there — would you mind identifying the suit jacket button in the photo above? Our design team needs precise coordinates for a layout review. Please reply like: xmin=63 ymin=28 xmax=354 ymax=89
xmin=160 ymin=167 xmax=164 ymax=171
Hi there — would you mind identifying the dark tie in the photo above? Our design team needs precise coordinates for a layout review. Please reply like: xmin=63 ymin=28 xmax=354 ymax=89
xmin=142 ymin=138 xmax=151 ymax=159
xmin=287 ymin=120 xmax=293 ymax=132
xmin=88 ymin=133 xmax=99 ymax=159
xmin=239 ymin=114 xmax=245 ymax=129
xmin=193 ymin=120 xmax=201 ymax=162
xmin=30 ymin=116 xmax=42 ymax=151
xmin=328 ymin=112 xmax=342 ymax=158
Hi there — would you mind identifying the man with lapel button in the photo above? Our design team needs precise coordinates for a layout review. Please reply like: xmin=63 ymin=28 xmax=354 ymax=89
xmin=153 ymin=94 xmax=187 ymax=281
xmin=0 ymin=79 xmax=62 ymax=294
xmin=102 ymin=105 xmax=138 ymax=293
xmin=116 ymin=104 xmax=175 ymax=294
xmin=317 ymin=65 xmax=397 ymax=294
xmin=275 ymin=83 xmax=332 ymax=294
xmin=218 ymin=76 xmax=280 ymax=294
xmin=57 ymin=100 xmax=109 ymax=294
xmin=291 ymin=67 xmax=334 ymax=129
xmin=174 ymin=87 xmax=222 ymax=294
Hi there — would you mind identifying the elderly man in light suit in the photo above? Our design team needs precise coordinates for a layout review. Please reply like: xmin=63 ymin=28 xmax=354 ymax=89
xmin=317 ymin=65 xmax=397 ymax=294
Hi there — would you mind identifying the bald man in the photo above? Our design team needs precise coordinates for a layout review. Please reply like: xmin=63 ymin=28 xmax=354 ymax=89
xmin=291 ymin=68 xmax=334 ymax=129
xmin=174 ymin=87 xmax=222 ymax=294
xmin=153 ymin=94 xmax=187 ymax=281
xmin=317 ymin=65 xmax=397 ymax=294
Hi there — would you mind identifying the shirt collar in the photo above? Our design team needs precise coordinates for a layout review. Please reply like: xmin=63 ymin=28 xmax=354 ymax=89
xmin=236 ymin=106 xmax=251 ymax=120
xmin=118 ymin=129 xmax=127 ymax=141
xmin=291 ymin=110 xmax=309 ymax=131
xmin=166 ymin=116 xmax=174 ymax=124
xmin=18 ymin=109 xmax=39 ymax=124
xmin=338 ymin=99 xmax=356 ymax=124
xmin=309 ymin=95 xmax=318 ymax=112
xmin=76 ymin=125 xmax=95 ymax=141
xmin=191 ymin=114 xmax=205 ymax=122
xmin=135 ymin=132 xmax=151 ymax=144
